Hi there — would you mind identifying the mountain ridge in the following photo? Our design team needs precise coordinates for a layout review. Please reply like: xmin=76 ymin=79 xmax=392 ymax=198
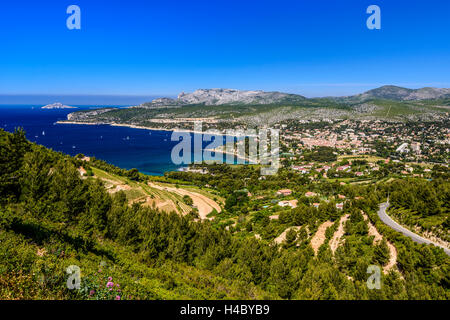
xmin=141 ymin=88 xmax=307 ymax=108
xmin=140 ymin=86 xmax=450 ymax=108
xmin=350 ymin=85 xmax=450 ymax=102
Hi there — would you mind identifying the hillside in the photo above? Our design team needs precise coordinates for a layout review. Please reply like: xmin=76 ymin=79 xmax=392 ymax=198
xmin=61 ymin=87 xmax=449 ymax=131
xmin=0 ymin=129 xmax=448 ymax=300
xmin=353 ymin=86 xmax=450 ymax=101
xmin=141 ymin=88 xmax=306 ymax=107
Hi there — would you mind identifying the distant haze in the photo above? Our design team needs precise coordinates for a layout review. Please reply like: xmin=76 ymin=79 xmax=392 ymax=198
xmin=0 ymin=95 xmax=167 ymax=106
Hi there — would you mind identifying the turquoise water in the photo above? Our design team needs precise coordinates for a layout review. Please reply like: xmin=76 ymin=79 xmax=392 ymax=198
xmin=0 ymin=105 xmax=195 ymax=175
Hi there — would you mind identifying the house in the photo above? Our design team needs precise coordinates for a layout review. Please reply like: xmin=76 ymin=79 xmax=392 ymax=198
xmin=338 ymin=194 xmax=346 ymax=199
xmin=277 ymin=189 xmax=293 ymax=196
xmin=411 ymin=142 xmax=421 ymax=154
xmin=269 ymin=215 xmax=279 ymax=220
xmin=305 ymin=191 xmax=317 ymax=197
xmin=312 ymin=203 xmax=320 ymax=208
xmin=184 ymin=167 xmax=209 ymax=174
xmin=396 ymin=143 xmax=409 ymax=153
xmin=337 ymin=165 xmax=351 ymax=172
xmin=77 ymin=167 xmax=87 ymax=177
xmin=355 ymin=172 xmax=364 ymax=177
xmin=292 ymin=166 xmax=309 ymax=174
xmin=278 ymin=199 xmax=298 ymax=208
xmin=336 ymin=203 xmax=344 ymax=210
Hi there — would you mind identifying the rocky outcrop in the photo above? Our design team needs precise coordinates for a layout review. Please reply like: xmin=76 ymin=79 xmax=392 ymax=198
xmin=67 ymin=108 xmax=115 ymax=121
xmin=177 ymin=88 xmax=305 ymax=105
xmin=354 ymin=86 xmax=450 ymax=101
xmin=141 ymin=89 xmax=306 ymax=107
xmin=42 ymin=102 xmax=76 ymax=109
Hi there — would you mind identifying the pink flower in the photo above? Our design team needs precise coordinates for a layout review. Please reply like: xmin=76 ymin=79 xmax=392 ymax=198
xmin=106 ymin=281 xmax=114 ymax=288
xmin=116 ymin=284 xmax=120 ymax=288
xmin=108 ymin=276 xmax=113 ymax=281
xmin=115 ymin=295 xmax=121 ymax=300
xmin=89 ymin=290 xmax=95 ymax=296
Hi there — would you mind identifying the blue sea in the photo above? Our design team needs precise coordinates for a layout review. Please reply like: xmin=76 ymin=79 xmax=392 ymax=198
xmin=0 ymin=105 xmax=203 ymax=176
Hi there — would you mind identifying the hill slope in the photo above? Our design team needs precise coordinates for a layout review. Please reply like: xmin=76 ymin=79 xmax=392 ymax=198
xmin=62 ymin=86 xmax=449 ymax=130
xmin=0 ymin=129 xmax=449 ymax=300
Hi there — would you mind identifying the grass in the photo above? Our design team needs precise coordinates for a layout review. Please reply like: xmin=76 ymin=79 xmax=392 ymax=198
xmin=337 ymin=155 xmax=385 ymax=163
xmin=90 ymin=167 xmax=219 ymax=215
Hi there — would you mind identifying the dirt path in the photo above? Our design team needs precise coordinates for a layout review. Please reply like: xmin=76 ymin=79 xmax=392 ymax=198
xmin=148 ymin=183 xmax=221 ymax=220
xmin=330 ymin=214 xmax=350 ymax=253
xmin=362 ymin=211 xmax=398 ymax=273
xmin=274 ymin=226 xmax=301 ymax=245
xmin=95 ymin=176 xmax=133 ymax=194
xmin=310 ymin=221 xmax=333 ymax=255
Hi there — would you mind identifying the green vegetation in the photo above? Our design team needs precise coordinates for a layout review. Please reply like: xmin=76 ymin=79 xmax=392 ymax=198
xmin=0 ymin=129 xmax=448 ymax=300
xmin=389 ymin=178 xmax=449 ymax=242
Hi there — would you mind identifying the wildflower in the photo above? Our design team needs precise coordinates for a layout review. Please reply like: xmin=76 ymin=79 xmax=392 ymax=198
xmin=89 ymin=290 xmax=95 ymax=296
xmin=108 ymin=276 xmax=113 ymax=281
xmin=106 ymin=281 xmax=114 ymax=288
xmin=115 ymin=296 xmax=121 ymax=300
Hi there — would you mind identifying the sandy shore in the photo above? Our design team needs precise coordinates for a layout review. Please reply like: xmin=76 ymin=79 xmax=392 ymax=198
xmin=204 ymin=148 xmax=258 ymax=164
xmin=56 ymin=120 xmax=204 ymax=134
xmin=56 ymin=120 xmax=255 ymax=139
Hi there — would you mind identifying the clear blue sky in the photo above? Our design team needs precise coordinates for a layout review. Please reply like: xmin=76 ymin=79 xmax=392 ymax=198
xmin=0 ymin=0 xmax=449 ymax=100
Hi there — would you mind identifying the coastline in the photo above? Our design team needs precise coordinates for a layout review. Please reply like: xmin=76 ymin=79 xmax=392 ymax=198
xmin=57 ymin=120 xmax=254 ymax=163
xmin=56 ymin=120 xmax=254 ymax=137
xmin=56 ymin=120 xmax=203 ymax=134
xmin=204 ymin=148 xmax=255 ymax=163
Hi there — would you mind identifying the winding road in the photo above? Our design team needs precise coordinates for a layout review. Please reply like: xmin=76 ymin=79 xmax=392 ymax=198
xmin=378 ymin=202 xmax=450 ymax=256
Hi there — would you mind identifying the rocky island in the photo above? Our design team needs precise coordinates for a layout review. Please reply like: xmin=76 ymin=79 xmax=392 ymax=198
xmin=42 ymin=102 xmax=77 ymax=109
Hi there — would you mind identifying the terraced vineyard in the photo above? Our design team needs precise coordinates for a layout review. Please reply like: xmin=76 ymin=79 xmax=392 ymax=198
xmin=90 ymin=167 xmax=222 ymax=218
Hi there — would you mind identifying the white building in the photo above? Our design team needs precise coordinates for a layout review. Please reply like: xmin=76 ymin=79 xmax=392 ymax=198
xmin=396 ymin=143 xmax=409 ymax=153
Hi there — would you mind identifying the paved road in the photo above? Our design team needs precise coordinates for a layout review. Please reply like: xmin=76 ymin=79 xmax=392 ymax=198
xmin=378 ymin=202 xmax=450 ymax=256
